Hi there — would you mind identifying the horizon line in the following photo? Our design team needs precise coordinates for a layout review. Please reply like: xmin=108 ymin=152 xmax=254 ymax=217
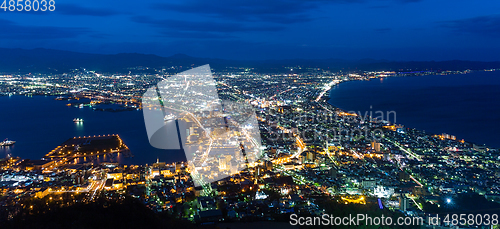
xmin=2 ymin=47 xmax=500 ymax=63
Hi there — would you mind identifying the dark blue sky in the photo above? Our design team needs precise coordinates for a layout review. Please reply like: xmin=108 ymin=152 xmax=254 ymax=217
xmin=1 ymin=0 xmax=500 ymax=61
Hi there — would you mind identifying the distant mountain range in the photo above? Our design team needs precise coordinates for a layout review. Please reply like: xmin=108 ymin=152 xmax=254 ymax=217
xmin=1 ymin=48 xmax=500 ymax=74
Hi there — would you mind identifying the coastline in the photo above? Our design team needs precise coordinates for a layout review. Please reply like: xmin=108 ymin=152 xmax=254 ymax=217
xmin=322 ymin=70 xmax=499 ymax=149
xmin=0 ymin=95 xmax=187 ymax=165
xmin=2 ymin=69 xmax=498 ymax=165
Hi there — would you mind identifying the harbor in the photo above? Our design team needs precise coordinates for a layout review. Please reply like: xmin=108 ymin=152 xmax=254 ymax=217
xmin=46 ymin=134 xmax=130 ymax=157
xmin=0 ymin=139 xmax=15 ymax=147
xmin=43 ymin=135 xmax=132 ymax=166
xmin=0 ymin=95 xmax=186 ymax=165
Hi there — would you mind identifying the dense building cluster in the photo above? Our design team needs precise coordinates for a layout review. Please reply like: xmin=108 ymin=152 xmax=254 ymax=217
xmin=1 ymin=66 xmax=499 ymax=227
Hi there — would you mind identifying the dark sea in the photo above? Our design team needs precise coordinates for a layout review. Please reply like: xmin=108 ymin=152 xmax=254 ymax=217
xmin=1 ymin=71 xmax=499 ymax=164
xmin=328 ymin=71 xmax=500 ymax=148
xmin=0 ymin=96 xmax=186 ymax=164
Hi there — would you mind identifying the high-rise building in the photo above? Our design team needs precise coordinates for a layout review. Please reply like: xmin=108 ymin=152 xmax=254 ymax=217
xmin=264 ymin=160 xmax=273 ymax=171
xmin=362 ymin=177 xmax=376 ymax=189
xmin=371 ymin=141 xmax=381 ymax=152
xmin=399 ymin=195 xmax=410 ymax=211
xmin=218 ymin=155 xmax=232 ymax=171
xmin=306 ymin=151 xmax=316 ymax=162
xmin=328 ymin=167 xmax=337 ymax=178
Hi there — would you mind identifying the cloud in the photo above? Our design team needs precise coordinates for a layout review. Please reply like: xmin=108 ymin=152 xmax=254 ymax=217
xmin=132 ymin=16 xmax=284 ymax=34
xmin=374 ymin=28 xmax=392 ymax=33
xmin=439 ymin=15 xmax=500 ymax=37
xmin=0 ymin=19 xmax=92 ymax=39
xmin=156 ymin=31 xmax=236 ymax=39
xmin=150 ymin=0 xmax=422 ymax=25
xmin=137 ymin=0 xmax=423 ymax=39
xmin=397 ymin=0 xmax=422 ymax=2
xmin=149 ymin=0 xmax=338 ymax=24
xmin=56 ymin=3 xmax=122 ymax=16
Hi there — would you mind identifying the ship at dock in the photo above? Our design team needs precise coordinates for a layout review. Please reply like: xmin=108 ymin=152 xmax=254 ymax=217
xmin=0 ymin=138 xmax=16 ymax=146
xmin=164 ymin=114 xmax=176 ymax=122
xmin=73 ymin=118 xmax=84 ymax=123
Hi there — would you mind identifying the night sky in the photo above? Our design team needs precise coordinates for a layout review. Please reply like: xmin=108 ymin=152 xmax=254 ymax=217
xmin=1 ymin=0 xmax=500 ymax=61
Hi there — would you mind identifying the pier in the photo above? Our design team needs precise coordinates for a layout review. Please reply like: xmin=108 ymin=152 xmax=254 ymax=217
xmin=44 ymin=135 xmax=132 ymax=163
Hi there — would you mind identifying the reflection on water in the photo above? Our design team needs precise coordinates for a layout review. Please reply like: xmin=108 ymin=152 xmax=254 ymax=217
xmin=0 ymin=95 xmax=186 ymax=165
xmin=329 ymin=71 xmax=500 ymax=148
xmin=0 ymin=145 xmax=13 ymax=158
xmin=74 ymin=152 xmax=124 ymax=164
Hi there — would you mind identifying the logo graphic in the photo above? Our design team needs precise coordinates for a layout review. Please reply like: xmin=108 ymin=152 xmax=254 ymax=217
xmin=142 ymin=65 xmax=263 ymax=187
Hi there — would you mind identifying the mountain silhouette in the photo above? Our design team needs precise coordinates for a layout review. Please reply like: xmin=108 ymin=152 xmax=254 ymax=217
xmin=0 ymin=48 xmax=499 ymax=74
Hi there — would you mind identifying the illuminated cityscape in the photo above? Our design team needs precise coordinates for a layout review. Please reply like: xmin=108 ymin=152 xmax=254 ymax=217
xmin=0 ymin=66 xmax=499 ymax=228
xmin=2 ymin=0 xmax=500 ymax=227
